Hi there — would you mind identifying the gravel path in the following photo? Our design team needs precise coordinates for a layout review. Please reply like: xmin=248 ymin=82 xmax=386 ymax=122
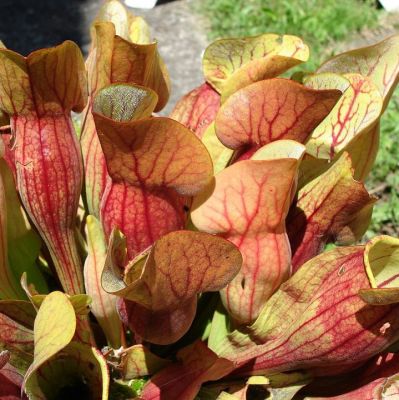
xmin=1 ymin=1 xmax=397 ymax=113
xmin=0 ymin=0 xmax=207 ymax=114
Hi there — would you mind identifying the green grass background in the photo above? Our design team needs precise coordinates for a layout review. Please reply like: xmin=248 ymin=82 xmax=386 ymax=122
xmin=196 ymin=0 xmax=399 ymax=237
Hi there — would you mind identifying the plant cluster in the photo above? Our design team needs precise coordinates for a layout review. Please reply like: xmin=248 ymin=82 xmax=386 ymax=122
xmin=197 ymin=0 xmax=399 ymax=239
xmin=0 ymin=1 xmax=399 ymax=399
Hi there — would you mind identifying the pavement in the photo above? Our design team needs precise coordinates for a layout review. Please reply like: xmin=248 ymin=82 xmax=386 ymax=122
xmin=122 ymin=0 xmax=209 ymax=114
xmin=1 ymin=1 xmax=396 ymax=114
xmin=0 ymin=0 xmax=208 ymax=114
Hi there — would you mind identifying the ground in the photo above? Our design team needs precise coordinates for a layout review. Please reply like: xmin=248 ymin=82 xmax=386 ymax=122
xmin=1 ymin=0 xmax=397 ymax=112
xmin=0 ymin=0 xmax=207 ymax=114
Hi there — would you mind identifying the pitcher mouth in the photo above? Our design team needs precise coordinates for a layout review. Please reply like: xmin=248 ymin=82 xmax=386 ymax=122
xmin=46 ymin=378 xmax=91 ymax=400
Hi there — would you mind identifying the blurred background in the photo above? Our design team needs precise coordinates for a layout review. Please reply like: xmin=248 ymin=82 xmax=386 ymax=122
xmin=0 ymin=0 xmax=398 ymax=238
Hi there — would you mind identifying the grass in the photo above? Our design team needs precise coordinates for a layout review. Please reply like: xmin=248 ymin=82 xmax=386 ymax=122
xmin=196 ymin=0 xmax=399 ymax=236
xmin=366 ymin=91 xmax=399 ymax=237
xmin=197 ymin=0 xmax=379 ymax=69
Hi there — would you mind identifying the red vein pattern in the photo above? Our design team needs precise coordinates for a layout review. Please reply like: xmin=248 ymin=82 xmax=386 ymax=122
xmin=102 ymin=184 xmax=186 ymax=261
xmin=118 ymin=297 xmax=197 ymax=346
xmin=81 ymin=21 xmax=170 ymax=217
xmin=192 ymin=158 xmax=299 ymax=324
xmin=305 ymin=74 xmax=382 ymax=160
xmin=302 ymin=352 xmax=399 ymax=399
xmin=169 ymin=82 xmax=220 ymax=139
xmin=24 ymin=342 xmax=109 ymax=400
xmin=121 ymin=344 xmax=171 ymax=379
xmin=287 ymin=153 xmax=373 ymax=271
xmin=203 ymin=34 xmax=309 ymax=97
xmin=0 ymin=360 xmax=25 ymax=400
xmin=215 ymin=78 xmax=340 ymax=158
xmin=110 ymin=230 xmax=242 ymax=344
xmin=220 ymin=247 xmax=399 ymax=378
xmin=94 ymin=112 xmax=213 ymax=260
xmin=0 ymin=42 xmax=87 ymax=295
xmin=15 ymin=115 xmax=84 ymax=294
xmin=141 ymin=341 xmax=233 ymax=400
xmin=317 ymin=34 xmax=399 ymax=109
xmin=0 ymin=312 xmax=34 ymax=374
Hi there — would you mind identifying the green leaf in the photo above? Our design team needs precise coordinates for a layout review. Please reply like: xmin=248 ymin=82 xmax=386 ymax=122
xmin=208 ymin=300 xmax=230 ymax=353
xmin=0 ymin=312 xmax=33 ymax=374
xmin=23 ymin=291 xmax=76 ymax=390
xmin=0 ymin=159 xmax=48 ymax=297
xmin=84 ymin=215 xmax=121 ymax=348
xmin=121 ymin=345 xmax=171 ymax=379
xmin=25 ymin=342 xmax=109 ymax=400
